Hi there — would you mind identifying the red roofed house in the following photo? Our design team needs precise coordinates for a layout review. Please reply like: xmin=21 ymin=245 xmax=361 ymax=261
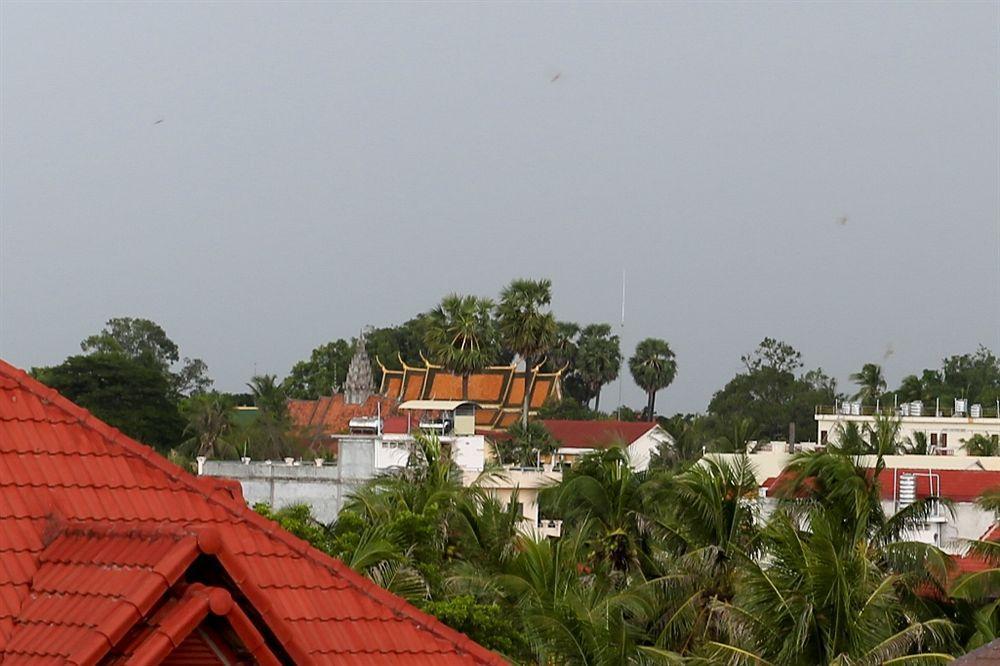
xmin=0 ymin=359 xmax=504 ymax=665
xmin=760 ymin=466 xmax=1000 ymax=555
xmin=540 ymin=420 xmax=674 ymax=471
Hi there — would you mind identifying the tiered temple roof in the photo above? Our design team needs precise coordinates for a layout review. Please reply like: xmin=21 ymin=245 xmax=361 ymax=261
xmin=377 ymin=355 xmax=562 ymax=430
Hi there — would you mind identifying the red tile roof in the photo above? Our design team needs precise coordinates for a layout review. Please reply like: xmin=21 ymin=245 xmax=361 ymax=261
xmin=541 ymin=420 xmax=659 ymax=449
xmin=288 ymin=393 xmax=400 ymax=442
xmin=762 ymin=467 xmax=1000 ymax=503
xmin=0 ymin=359 xmax=504 ymax=665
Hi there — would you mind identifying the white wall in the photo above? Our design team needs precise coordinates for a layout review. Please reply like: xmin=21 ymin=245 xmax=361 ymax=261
xmin=816 ymin=414 xmax=1000 ymax=455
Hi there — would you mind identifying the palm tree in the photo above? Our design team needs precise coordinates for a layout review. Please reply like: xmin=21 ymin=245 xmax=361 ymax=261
xmin=851 ymin=362 xmax=887 ymax=405
xmin=181 ymin=392 xmax=235 ymax=458
xmin=424 ymin=294 xmax=497 ymax=399
xmin=247 ymin=374 xmax=286 ymax=417
xmin=629 ymin=338 xmax=677 ymax=419
xmin=547 ymin=448 xmax=661 ymax=575
xmin=963 ymin=434 xmax=1000 ymax=457
xmin=710 ymin=450 xmax=955 ymax=664
xmin=576 ymin=324 xmax=622 ymax=412
xmin=548 ymin=321 xmax=580 ymax=371
xmin=496 ymin=279 xmax=558 ymax=426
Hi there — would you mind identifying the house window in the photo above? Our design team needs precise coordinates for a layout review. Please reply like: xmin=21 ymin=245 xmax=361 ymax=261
xmin=930 ymin=433 xmax=938 ymax=448
xmin=820 ymin=430 xmax=828 ymax=445
xmin=940 ymin=433 xmax=948 ymax=448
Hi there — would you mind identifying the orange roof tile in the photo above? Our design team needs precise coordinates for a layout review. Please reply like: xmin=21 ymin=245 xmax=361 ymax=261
xmin=541 ymin=420 xmax=659 ymax=449
xmin=0 ymin=359 xmax=505 ymax=665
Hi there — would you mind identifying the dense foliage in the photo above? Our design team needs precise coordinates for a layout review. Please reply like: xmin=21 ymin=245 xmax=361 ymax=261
xmin=256 ymin=432 xmax=1000 ymax=664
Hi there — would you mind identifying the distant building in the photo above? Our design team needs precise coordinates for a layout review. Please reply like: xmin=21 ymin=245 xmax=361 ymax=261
xmin=378 ymin=356 xmax=562 ymax=430
xmin=540 ymin=419 xmax=674 ymax=471
xmin=815 ymin=399 xmax=1000 ymax=454
xmin=759 ymin=464 xmax=1000 ymax=554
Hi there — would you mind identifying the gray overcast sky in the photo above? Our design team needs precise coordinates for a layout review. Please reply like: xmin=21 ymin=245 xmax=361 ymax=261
xmin=1 ymin=2 xmax=998 ymax=414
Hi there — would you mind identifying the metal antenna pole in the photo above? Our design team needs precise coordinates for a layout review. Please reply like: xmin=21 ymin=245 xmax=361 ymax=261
xmin=616 ymin=269 xmax=625 ymax=420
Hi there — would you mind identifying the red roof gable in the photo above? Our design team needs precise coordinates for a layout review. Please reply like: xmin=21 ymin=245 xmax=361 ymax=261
xmin=0 ymin=359 xmax=504 ymax=665
xmin=762 ymin=468 xmax=1000 ymax=504
xmin=541 ymin=420 xmax=658 ymax=449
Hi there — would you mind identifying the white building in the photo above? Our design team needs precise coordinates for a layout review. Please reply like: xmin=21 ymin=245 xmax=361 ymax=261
xmin=815 ymin=399 xmax=1000 ymax=455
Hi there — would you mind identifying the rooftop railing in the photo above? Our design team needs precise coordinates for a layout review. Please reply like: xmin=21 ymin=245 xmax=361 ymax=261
xmin=816 ymin=402 xmax=1000 ymax=419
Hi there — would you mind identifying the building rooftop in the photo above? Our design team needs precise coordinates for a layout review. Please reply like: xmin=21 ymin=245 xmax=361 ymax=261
xmin=0 ymin=359 xmax=503 ymax=664
xmin=378 ymin=357 xmax=561 ymax=430
xmin=541 ymin=419 xmax=660 ymax=449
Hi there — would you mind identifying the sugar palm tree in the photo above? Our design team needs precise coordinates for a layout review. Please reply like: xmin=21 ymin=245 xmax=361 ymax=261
xmin=851 ymin=362 xmax=887 ymax=405
xmin=629 ymin=338 xmax=677 ymax=419
xmin=424 ymin=294 xmax=497 ymax=399
xmin=576 ymin=324 xmax=622 ymax=412
xmin=496 ymin=279 xmax=558 ymax=426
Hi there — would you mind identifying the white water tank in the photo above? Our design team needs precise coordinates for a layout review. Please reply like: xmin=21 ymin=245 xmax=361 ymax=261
xmin=898 ymin=474 xmax=917 ymax=508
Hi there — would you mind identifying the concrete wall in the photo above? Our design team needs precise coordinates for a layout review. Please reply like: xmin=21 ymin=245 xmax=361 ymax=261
xmin=201 ymin=437 xmax=384 ymax=524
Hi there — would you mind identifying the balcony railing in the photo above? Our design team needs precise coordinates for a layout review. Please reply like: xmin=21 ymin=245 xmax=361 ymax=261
xmin=816 ymin=403 xmax=1000 ymax=418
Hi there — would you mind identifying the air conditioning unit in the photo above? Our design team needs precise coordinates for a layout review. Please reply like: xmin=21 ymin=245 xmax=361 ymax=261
xmin=971 ymin=404 xmax=982 ymax=418
xmin=909 ymin=401 xmax=923 ymax=417
xmin=955 ymin=399 xmax=968 ymax=416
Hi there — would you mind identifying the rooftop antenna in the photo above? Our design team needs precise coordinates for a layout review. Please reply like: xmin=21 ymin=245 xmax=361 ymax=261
xmin=616 ymin=268 xmax=625 ymax=420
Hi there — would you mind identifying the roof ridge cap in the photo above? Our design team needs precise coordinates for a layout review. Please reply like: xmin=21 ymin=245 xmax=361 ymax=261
xmin=0 ymin=359 xmax=506 ymax=665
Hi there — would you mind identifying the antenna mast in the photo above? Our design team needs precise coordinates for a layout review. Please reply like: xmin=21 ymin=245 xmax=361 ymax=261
xmin=616 ymin=269 xmax=625 ymax=419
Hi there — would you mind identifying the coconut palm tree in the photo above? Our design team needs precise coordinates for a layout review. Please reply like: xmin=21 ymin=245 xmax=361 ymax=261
xmin=181 ymin=392 xmax=236 ymax=458
xmin=424 ymin=294 xmax=497 ymax=399
xmin=710 ymin=450 xmax=955 ymax=664
xmin=963 ymin=434 xmax=1000 ymax=457
xmin=576 ymin=324 xmax=622 ymax=412
xmin=247 ymin=373 xmax=286 ymax=417
xmin=496 ymin=279 xmax=558 ymax=426
xmin=629 ymin=338 xmax=677 ymax=419
xmin=851 ymin=362 xmax=887 ymax=405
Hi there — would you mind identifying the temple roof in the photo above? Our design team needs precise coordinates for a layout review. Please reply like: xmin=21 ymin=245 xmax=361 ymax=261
xmin=377 ymin=357 xmax=562 ymax=430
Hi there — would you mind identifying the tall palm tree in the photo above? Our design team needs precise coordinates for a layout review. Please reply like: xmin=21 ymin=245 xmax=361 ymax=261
xmin=576 ymin=324 xmax=622 ymax=412
xmin=629 ymin=338 xmax=677 ymax=419
xmin=424 ymin=294 xmax=497 ymax=399
xmin=496 ymin=279 xmax=558 ymax=426
xmin=851 ymin=362 xmax=887 ymax=405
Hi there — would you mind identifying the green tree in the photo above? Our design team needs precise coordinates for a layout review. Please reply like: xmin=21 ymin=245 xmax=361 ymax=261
xmin=496 ymin=278 xmax=558 ymax=426
xmin=81 ymin=316 xmax=210 ymax=396
xmin=424 ymin=294 xmax=498 ymax=399
xmin=494 ymin=420 xmax=556 ymax=467
xmin=851 ymin=362 xmax=887 ymax=404
xmin=576 ymin=324 xmax=622 ymax=412
xmin=963 ymin=434 xmax=1000 ymax=457
xmin=628 ymin=338 xmax=678 ymax=420
xmin=282 ymin=339 xmax=353 ymax=399
xmin=34 ymin=353 xmax=185 ymax=451
xmin=180 ymin=392 xmax=236 ymax=459
xmin=708 ymin=338 xmax=839 ymax=441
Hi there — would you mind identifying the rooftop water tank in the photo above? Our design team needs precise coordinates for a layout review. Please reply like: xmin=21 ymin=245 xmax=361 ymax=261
xmin=898 ymin=473 xmax=917 ymax=508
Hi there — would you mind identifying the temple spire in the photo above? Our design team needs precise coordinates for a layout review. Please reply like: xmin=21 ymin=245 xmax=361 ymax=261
xmin=344 ymin=331 xmax=374 ymax=405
